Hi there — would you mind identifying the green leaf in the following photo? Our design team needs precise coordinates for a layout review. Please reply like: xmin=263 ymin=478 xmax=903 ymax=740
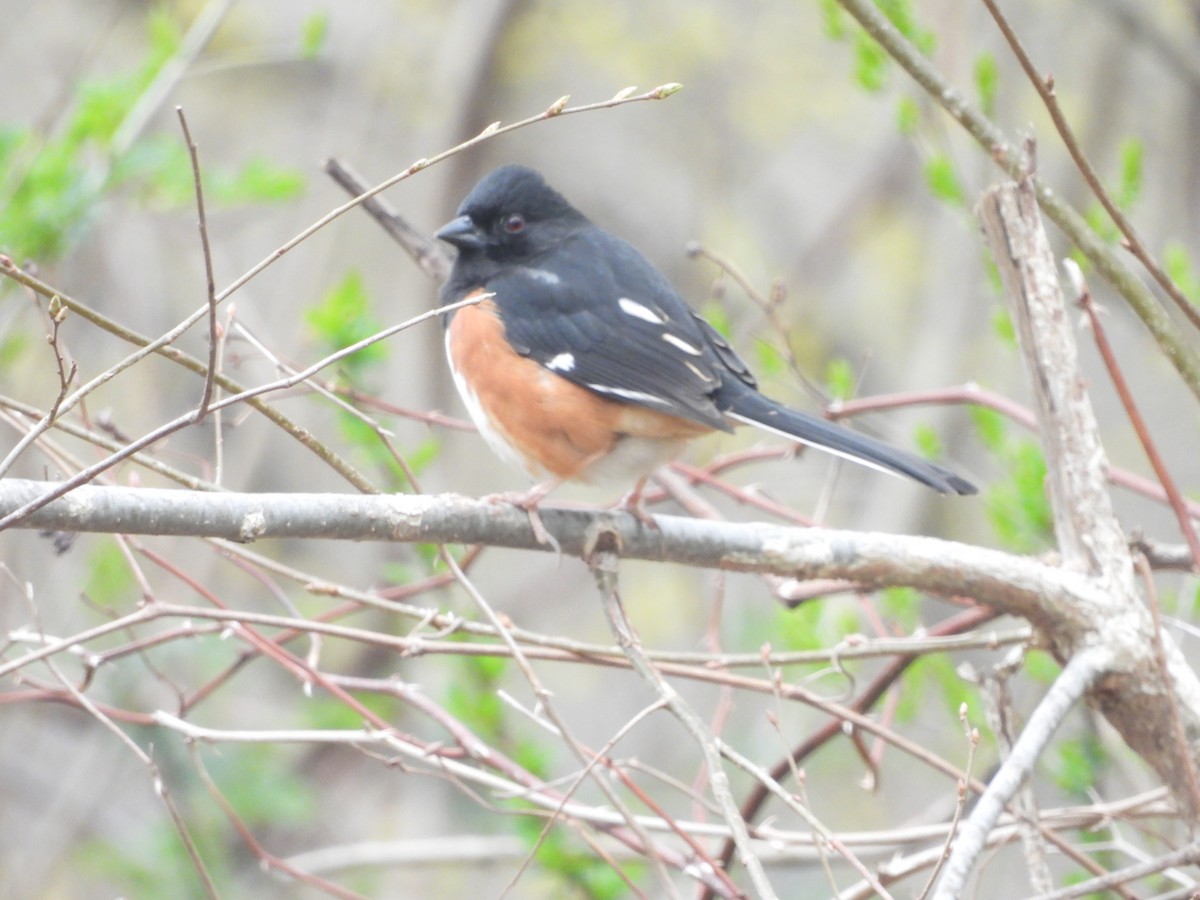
xmin=854 ymin=30 xmax=889 ymax=92
xmin=1116 ymin=137 xmax=1143 ymax=212
xmin=1050 ymin=735 xmax=1107 ymax=797
xmin=985 ymin=439 xmax=1052 ymax=552
xmin=912 ymin=422 xmax=942 ymax=459
xmin=893 ymin=655 xmax=980 ymax=724
xmin=0 ymin=333 xmax=29 ymax=366
xmin=1084 ymin=201 xmax=1118 ymax=244
xmin=112 ymin=135 xmax=194 ymax=204
xmin=1163 ymin=242 xmax=1200 ymax=303
xmin=144 ymin=7 xmax=185 ymax=65
xmin=305 ymin=270 xmax=387 ymax=373
xmin=969 ymin=404 xmax=1007 ymax=453
xmin=924 ymin=154 xmax=964 ymax=205
xmin=990 ymin=305 xmax=1016 ymax=346
xmin=819 ymin=0 xmax=848 ymax=39
xmin=405 ymin=437 xmax=442 ymax=477
xmin=881 ymin=586 xmax=920 ymax=630
xmin=824 ymin=356 xmax=855 ymax=401
xmin=875 ymin=0 xmax=936 ymax=54
xmin=512 ymin=819 xmax=636 ymax=899
xmin=213 ymin=157 xmax=305 ymax=204
xmin=300 ymin=11 xmax=330 ymax=59
xmin=754 ymin=338 xmax=785 ymax=378
xmin=1025 ymin=649 xmax=1061 ymax=683
xmin=84 ymin=540 xmax=135 ymax=606
xmin=774 ymin=597 xmax=830 ymax=653
xmin=702 ymin=302 xmax=732 ymax=338
xmin=208 ymin=743 xmax=316 ymax=826
xmin=973 ymin=52 xmax=1000 ymax=117
xmin=0 ymin=7 xmax=184 ymax=260
xmin=895 ymin=95 xmax=920 ymax=136
xmin=444 ymin=652 xmax=511 ymax=742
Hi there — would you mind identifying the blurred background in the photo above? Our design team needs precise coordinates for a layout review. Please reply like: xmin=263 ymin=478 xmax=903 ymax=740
xmin=2 ymin=0 xmax=1199 ymax=896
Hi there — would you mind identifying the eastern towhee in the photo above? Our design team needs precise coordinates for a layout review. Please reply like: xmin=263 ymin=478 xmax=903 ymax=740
xmin=434 ymin=165 xmax=975 ymax=518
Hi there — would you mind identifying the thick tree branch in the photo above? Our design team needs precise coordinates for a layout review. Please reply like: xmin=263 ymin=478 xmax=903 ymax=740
xmin=976 ymin=176 xmax=1200 ymax=824
xmin=0 ymin=477 xmax=1130 ymax=626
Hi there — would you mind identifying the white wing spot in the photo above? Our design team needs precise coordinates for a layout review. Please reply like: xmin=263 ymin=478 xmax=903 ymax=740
xmin=618 ymin=297 xmax=665 ymax=324
xmin=546 ymin=352 xmax=575 ymax=372
xmin=587 ymin=383 xmax=670 ymax=405
xmin=684 ymin=361 xmax=713 ymax=383
xmin=522 ymin=267 xmax=561 ymax=285
xmin=662 ymin=333 xmax=702 ymax=356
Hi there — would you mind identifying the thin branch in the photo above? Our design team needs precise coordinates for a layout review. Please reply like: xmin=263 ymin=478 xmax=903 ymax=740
xmin=933 ymin=645 xmax=1113 ymax=899
xmin=916 ymin=706 xmax=980 ymax=900
xmin=833 ymin=0 xmax=1200 ymax=400
xmin=187 ymin=742 xmax=368 ymax=900
xmin=174 ymin=106 xmax=220 ymax=420
xmin=0 ymin=256 xmax=376 ymax=492
xmin=44 ymin=296 xmax=78 ymax=423
xmin=0 ymin=297 xmax=477 ymax=531
xmin=1065 ymin=261 xmax=1200 ymax=569
xmin=438 ymin=551 xmax=684 ymax=895
xmin=587 ymin=526 xmax=770 ymax=899
xmin=1031 ymin=838 xmax=1200 ymax=900
xmin=980 ymin=0 xmax=1200 ymax=333
xmin=709 ymin=605 xmax=1000 ymax=891
xmin=20 ymin=612 xmax=219 ymax=898
xmin=322 ymin=157 xmax=452 ymax=281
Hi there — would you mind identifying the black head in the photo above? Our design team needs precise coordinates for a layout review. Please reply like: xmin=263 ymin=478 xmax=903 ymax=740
xmin=435 ymin=165 xmax=587 ymax=262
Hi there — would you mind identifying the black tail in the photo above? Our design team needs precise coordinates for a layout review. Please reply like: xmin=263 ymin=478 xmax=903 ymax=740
xmin=722 ymin=385 xmax=976 ymax=496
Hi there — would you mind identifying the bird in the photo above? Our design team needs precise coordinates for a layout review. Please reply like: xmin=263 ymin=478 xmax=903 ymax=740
xmin=433 ymin=164 xmax=975 ymax=526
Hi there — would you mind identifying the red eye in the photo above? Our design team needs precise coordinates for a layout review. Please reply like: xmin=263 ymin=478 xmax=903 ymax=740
xmin=503 ymin=214 xmax=526 ymax=234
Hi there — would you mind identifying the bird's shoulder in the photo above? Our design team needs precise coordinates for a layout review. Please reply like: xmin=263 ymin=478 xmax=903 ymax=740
xmin=484 ymin=225 xmax=736 ymax=429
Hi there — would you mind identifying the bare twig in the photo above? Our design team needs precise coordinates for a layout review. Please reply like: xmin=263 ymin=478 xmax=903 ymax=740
xmin=980 ymin=0 xmax=1200 ymax=333
xmin=708 ymin=606 xmax=999 ymax=895
xmin=916 ymin=706 xmax=979 ymax=900
xmin=186 ymin=742 xmax=368 ymax=899
xmin=438 ymin=551 xmax=685 ymax=896
xmin=43 ymin=295 xmax=77 ymax=423
xmin=1065 ymin=261 xmax=1200 ymax=569
xmin=833 ymin=0 xmax=1200 ymax=400
xmin=1030 ymin=837 xmax=1200 ymax=900
xmin=174 ymin=106 xmax=220 ymax=420
xmin=587 ymin=524 xmax=771 ymax=900
xmin=322 ymin=157 xmax=452 ymax=281
xmin=0 ymin=257 xmax=376 ymax=492
xmin=11 ymin=579 xmax=219 ymax=900
xmin=320 ymin=83 xmax=681 ymax=285
xmin=933 ymin=645 xmax=1113 ymax=899
xmin=0 ymin=296 xmax=478 ymax=531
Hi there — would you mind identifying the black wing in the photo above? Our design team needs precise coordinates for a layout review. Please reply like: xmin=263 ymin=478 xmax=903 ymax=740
xmin=488 ymin=226 xmax=735 ymax=431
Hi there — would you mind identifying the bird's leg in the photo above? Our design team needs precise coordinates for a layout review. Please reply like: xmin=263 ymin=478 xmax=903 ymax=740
xmin=614 ymin=477 xmax=660 ymax=529
xmin=483 ymin=479 xmax=561 ymax=551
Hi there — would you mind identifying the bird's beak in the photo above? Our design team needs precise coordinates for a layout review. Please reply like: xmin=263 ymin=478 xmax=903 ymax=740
xmin=435 ymin=214 xmax=485 ymax=250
